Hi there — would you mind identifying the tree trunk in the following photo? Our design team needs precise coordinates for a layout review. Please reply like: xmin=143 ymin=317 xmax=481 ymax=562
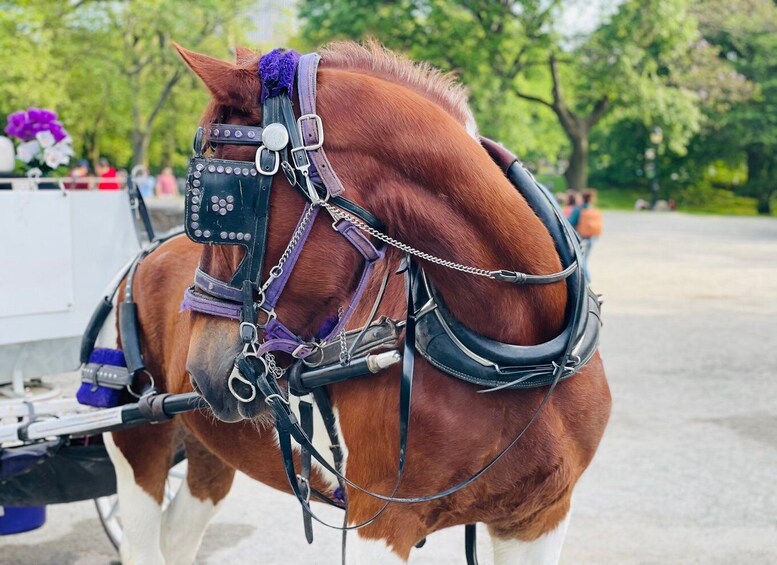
xmin=132 ymin=129 xmax=151 ymax=170
xmin=746 ymin=144 xmax=774 ymax=215
xmin=564 ymin=134 xmax=589 ymax=190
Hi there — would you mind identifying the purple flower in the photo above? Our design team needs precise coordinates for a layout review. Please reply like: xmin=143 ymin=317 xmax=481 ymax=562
xmin=49 ymin=122 xmax=66 ymax=142
xmin=4 ymin=107 xmax=69 ymax=142
xmin=4 ymin=111 xmax=27 ymax=139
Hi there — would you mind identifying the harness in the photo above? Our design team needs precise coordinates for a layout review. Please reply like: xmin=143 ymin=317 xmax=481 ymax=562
xmin=180 ymin=49 xmax=601 ymax=560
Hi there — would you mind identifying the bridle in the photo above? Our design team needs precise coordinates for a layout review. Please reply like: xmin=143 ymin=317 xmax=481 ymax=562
xmin=180 ymin=49 xmax=598 ymax=559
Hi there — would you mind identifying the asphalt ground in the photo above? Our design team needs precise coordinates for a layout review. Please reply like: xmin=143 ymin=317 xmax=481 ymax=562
xmin=2 ymin=210 xmax=776 ymax=564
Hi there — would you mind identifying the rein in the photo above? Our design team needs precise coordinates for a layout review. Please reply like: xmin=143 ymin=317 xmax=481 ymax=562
xmin=180 ymin=49 xmax=597 ymax=555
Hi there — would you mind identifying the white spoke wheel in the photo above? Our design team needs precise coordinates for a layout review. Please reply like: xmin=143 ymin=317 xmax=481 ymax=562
xmin=95 ymin=455 xmax=187 ymax=550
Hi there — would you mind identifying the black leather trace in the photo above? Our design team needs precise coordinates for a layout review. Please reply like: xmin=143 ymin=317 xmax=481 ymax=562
xmin=413 ymin=153 xmax=602 ymax=389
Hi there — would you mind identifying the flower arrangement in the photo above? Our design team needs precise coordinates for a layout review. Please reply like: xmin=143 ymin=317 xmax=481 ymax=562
xmin=4 ymin=107 xmax=74 ymax=175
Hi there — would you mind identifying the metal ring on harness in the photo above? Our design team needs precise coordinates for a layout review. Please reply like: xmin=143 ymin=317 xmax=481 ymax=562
xmin=228 ymin=367 xmax=259 ymax=403
xmin=126 ymin=370 xmax=155 ymax=399
xmin=255 ymin=145 xmax=280 ymax=176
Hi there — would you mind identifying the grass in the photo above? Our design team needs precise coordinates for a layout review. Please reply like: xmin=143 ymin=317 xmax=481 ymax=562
xmin=533 ymin=172 xmax=772 ymax=216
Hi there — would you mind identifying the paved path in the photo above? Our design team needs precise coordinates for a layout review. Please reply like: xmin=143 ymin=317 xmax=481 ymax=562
xmin=2 ymin=211 xmax=777 ymax=564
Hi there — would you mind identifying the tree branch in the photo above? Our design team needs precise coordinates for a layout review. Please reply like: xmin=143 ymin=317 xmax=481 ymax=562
xmin=548 ymin=53 xmax=579 ymax=134
xmin=584 ymin=96 xmax=611 ymax=128
xmin=513 ymin=90 xmax=554 ymax=108
xmin=145 ymin=69 xmax=182 ymax=130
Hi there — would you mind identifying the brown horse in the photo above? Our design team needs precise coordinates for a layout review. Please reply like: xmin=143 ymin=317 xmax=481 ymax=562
xmin=104 ymin=42 xmax=610 ymax=564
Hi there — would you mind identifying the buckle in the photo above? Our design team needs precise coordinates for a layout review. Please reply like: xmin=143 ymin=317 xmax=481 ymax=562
xmin=290 ymin=145 xmax=310 ymax=170
xmin=240 ymin=321 xmax=257 ymax=344
xmin=296 ymin=474 xmax=311 ymax=503
xmin=297 ymin=114 xmax=324 ymax=150
xmin=255 ymin=145 xmax=280 ymax=176
xmin=256 ymin=307 xmax=277 ymax=328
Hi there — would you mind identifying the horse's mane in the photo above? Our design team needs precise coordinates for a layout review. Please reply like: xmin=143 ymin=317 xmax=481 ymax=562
xmin=320 ymin=41 xmax=478 ymax=136
xmin=198 ymin=41 xmax=478 ymax=137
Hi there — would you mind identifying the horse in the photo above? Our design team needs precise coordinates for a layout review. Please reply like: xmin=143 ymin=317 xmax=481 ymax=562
xmin=103 ymin=42 xmax=611 ymax=564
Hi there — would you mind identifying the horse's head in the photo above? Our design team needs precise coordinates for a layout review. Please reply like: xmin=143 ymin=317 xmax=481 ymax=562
xmin=176 ymin=42 xmax=567 ymax=424
xmin=176 ymin=45 xmax=371 ymax=422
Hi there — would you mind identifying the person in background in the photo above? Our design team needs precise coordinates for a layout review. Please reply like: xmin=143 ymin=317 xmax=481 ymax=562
xmin=96 ymin=157 xmax=120 ymax=190
xmin=568 ymin=190 xmax=603 ymax=282
xmin=117 ymin=168 xmax=128 ymax=188
xmin=131 ymin=165 xmax=156 ymax=199
xmin=155 ymin=166 xmax=177 ymax=198
xmin=66 ymin=159 xmax=91 ymax=189
xmin=563 ymin=190 xmax=580 ymax=219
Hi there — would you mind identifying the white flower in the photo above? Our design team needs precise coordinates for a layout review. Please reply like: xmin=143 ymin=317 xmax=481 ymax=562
xmin=43 ymin=145 xmax=70 ymax=169
xmin=16 ymin=140 xmax=40 ymax=164
xmin=35 ymin=130 xmax=56 ymax=149
xmin=54 ymin=140 xmax=74 ymax=157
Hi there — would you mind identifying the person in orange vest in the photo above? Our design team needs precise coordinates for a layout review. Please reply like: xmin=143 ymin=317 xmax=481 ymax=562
xmin=568 ymin=190 xmax=603 ymax=282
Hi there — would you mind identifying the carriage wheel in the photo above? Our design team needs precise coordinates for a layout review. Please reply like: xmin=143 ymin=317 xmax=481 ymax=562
xmin=94 ymin=455 xmax=187 ymax=549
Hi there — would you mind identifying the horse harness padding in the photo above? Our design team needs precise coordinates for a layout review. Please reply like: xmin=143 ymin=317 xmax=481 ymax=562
xmin=179 ymin=49 xmax=601 ymax=556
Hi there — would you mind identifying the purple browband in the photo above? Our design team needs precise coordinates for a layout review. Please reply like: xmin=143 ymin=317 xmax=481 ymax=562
xmin=180 ymin=50 xmax=383 ymax=360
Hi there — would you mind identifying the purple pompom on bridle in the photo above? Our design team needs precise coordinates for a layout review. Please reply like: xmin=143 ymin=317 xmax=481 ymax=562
xmin=259 ymin=48 xmax=301 ymax=103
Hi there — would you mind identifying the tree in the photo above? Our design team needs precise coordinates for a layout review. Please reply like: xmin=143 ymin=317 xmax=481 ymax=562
xmin=0 ymin=0 xmax=255 ymax=171
xmin=299 ymin=0 xmax=739 ymax=189
xmin=102 ymin=0 xmax=254 ymax=168
xmin=696 ymin=0 xmax=777 ymax=214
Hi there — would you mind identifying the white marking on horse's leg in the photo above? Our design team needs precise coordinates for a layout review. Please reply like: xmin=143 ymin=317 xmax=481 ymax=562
xmin=490 ymin=511 xmax=571 ymax=565
xmin=104 ymin=432 xmax=165 ymax=565
xmin=346 ymin=533 xmax=406 ymax=564
xmin=286 ymin=396 xmax=349 ymax=491
xmin=161 ymin=480 xmax=221 ymax=565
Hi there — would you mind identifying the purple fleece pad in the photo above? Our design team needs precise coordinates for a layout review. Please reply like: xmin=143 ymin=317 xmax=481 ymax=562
xmin=76 ymin=383 xmax=123 ymax=408
xmin=76 ymin=348 xmax=127 ymax=408
xmin=88 ymin=347 xmax=126 ymax=366
xmin=259 ymin=48 xmax=301 ymax=103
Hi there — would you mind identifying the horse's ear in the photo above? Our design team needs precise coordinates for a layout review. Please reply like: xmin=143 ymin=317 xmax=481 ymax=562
xmin=235 ymin=46 xmax=259 ymax=66
xmin=174 ymin=42 xmax=260 ymax=108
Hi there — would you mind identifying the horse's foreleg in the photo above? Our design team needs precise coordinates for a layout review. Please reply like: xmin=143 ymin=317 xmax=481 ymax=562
xmin=105 ymin=425 xmax=175 ymax=565
xmin=160 ymin=436 xmax=235 ymax=565
xmin=488 ymin=510 xmax=571 ymax=565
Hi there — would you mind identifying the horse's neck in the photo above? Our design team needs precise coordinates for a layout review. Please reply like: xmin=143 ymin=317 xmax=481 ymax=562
xmin=320 ymin=70 xmax=566 ymax=344
xmin=358 ymin=130 xmax=566 ymax=345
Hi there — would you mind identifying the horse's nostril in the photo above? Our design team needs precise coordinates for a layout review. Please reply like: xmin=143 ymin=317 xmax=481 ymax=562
xmin=189 ymin=373 xmax=202 ymax=394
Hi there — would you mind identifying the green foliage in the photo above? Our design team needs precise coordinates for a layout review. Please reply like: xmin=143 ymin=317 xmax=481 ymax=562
xmin=693 ymin=0 xmax=777 ymax=214
xmin=0 ymin=0 xmax=772 ymax=214
xmin=298 ymin=0 xmax=751 ymax=196
xmin=0 ymin=0 xmax=255 ymax=172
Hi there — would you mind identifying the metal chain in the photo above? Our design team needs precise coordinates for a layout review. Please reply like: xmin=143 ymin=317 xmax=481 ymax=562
xmin=337 ymin=307 xmax=350 ymax=365
xmin=320 ymin=201 xmax=497 ymax=279
xmin=265 ymin=352 xmax=285 ymax=379
xmin=260 ymin=204 xmax=318 ymax=292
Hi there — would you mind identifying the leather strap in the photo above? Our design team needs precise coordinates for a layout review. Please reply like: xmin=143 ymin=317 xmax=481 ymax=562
xmin=137 ymin=392 xmax=173 ymax=422
xmin=398 ymin=256 xmax=416 ymax=474
xmin=128 ymin=179 xmax=155 ymax=242
xmin=204 ymin=123 xmax=264 ymax=145
xmin=297 ymin=53 xmax=346 ymax=197
xmin=299 ymin=399 xmax=315 ymax=543
xmin=194 ymin=268 xmax=244 ymax=302
xmin=465 ymin=524 xmax=479 ymax=565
